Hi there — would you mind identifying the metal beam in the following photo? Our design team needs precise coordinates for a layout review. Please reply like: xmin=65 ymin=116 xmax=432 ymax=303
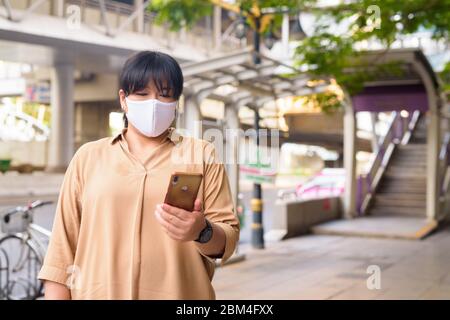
xmin=115 ymin=0 xmax=151 ymax=36
xmin=182 ymin=50 xmax=252 ymax=76
xmin=98 ymin=0 xmax=113 ymax=37
xmin=19 ymin=0 xmax=48 ymax=22
xmin=1 ymin=0 xmax=14 ymax=20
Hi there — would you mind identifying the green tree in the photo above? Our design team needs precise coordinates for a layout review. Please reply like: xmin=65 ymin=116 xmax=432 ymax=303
xmin=148 ymin=0 xmax=450 ymax=106
xmin=296 ymin=0 xmax=450 ymax=95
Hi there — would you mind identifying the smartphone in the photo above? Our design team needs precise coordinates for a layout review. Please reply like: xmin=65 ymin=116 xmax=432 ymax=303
xmin=164 ymin=172 xmax=203 ymax=212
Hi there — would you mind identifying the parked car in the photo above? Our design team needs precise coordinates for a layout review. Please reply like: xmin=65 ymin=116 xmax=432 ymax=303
xmin=296 ymin=168 xmax=345 ymax=199
xmin=277 ymin=168 xmax=345 ymax=201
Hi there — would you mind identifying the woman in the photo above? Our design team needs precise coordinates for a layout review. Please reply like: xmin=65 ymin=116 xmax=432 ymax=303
xmin=38 ymin=51 xmax=240 ymax=300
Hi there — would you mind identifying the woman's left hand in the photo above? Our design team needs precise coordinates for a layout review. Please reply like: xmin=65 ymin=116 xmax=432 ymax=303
xmin=154 ymin=199 xmax=207 ymax=242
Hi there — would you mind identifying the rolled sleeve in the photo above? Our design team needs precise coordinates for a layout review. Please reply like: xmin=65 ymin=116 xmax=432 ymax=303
xmin=199 ymin=142 xmax=240 ymax=266
xmin=38 ymin=265 xmax=68 ymax=286
xmin=214 ymin=222 xmax=239 ymax=265
xmin=38 ymin=151 xmax=82 ymax=285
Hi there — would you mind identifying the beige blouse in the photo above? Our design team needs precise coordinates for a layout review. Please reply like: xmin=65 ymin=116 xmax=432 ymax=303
xmin=38 ymin=127 xmax=240 ymax=299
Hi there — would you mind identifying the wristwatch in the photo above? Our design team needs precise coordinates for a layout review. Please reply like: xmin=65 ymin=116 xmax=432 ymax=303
xmin=195 ymin=219 xmax=213 ymax=243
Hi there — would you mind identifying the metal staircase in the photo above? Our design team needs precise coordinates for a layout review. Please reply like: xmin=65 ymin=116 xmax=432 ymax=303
xmin=369 ymin=116 xmax=427 ymax=218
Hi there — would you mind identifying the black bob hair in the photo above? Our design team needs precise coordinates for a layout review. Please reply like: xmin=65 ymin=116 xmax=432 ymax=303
xmin=119 ymin=51 xmax=184 ymax=127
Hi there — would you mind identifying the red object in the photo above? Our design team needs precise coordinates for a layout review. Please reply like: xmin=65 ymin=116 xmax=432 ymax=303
xmin=322 ymin=198 xmax=330 ymax=210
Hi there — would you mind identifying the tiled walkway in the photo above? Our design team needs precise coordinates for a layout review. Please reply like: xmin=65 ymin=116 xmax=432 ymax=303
xmin=213 ymin=223 xmax=450 ymax=300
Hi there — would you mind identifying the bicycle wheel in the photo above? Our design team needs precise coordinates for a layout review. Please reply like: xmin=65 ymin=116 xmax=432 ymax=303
xmin=0 ymin=234 xmax=44 ymax=300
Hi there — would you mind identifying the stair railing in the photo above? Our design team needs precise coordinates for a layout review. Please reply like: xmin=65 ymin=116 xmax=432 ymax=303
xmin=356 ymin=111 xmax=419 ymax=216
xmin=438 ymin=132 xmax=450 ymax=219
xmin=401 ymin=111 xmax=421 ymax=145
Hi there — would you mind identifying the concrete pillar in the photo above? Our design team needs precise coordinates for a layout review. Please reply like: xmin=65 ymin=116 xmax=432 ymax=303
xmin=75 ymin=101 xmax=112 ymax=150
xmin=135 ymin=0 xmax=145 ymax=33
xmin=343 ymin=102 xmax=357 ymax=218
xmin=224 ymin=104 xmax=240 ymax=210
xmin=413 ymin=59 xmax=441 ymax=221
xmin=213 ymin=6 xmax=222 ymax=51
xmin=183 ymin=95 xmax=202 ymax=138
xmin=426 ymin=109 xmax=440 ymax=220
xmin=46 ymin=63 xmax=75 ymax=172
xmin=282 ymin=13 xmax=289 ymax=57
xmin=51 ymin=0 xmax=64 ymax=17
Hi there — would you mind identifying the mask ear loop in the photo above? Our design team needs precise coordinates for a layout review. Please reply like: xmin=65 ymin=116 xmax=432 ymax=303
xmin=122 ymin=93 xmax=129 ymax=128
xmin=174 ymin=101 xmax=179 ymax=128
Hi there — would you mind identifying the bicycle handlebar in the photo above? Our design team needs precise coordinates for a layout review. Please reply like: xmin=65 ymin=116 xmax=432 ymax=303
xmin=2 ymin=200 xmax=54 ymax=223
xmin=28 ymin=200 xmax=53 ymax=210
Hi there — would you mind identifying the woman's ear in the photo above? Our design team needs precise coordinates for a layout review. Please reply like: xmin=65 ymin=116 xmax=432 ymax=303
xmin=119 ymin=89 xmax=127 ymax=113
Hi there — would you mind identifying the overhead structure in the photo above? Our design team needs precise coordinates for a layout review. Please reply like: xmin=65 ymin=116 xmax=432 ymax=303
xmin=182 ymin=49 xmax=329 ymax=101
xmin=180 ymin=50 xmax=331 ymax=235
xmin=342 ymin=49 xmax=446 ymax=222
xmin=181 ymin=48 xmax=330 ymax=132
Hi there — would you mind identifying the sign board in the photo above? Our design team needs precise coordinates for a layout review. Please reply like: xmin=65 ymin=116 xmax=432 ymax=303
xmin=240 ymin=150 xmax=277 ymax=184
xmin=24 ymin=81 xmax=50 ymax=104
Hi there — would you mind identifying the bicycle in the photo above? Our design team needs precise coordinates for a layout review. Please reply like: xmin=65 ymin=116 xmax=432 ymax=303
xmin=0 ymin=200 xmax=53 ymax=300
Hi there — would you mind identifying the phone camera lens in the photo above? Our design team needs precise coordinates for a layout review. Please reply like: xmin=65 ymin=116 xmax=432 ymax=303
xmin=172 ymin=175 xmax=179 ymax=184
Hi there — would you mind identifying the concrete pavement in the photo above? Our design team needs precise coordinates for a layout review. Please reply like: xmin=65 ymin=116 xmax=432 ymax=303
xmin=213 ymin=224 xmax=450 ymax=300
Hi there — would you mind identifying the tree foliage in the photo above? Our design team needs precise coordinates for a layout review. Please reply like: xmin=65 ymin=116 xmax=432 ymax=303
xmin=148 ymin=0 xmax=450 ymax=107
xmin=297 ymin=0 xmax=450 ymax=93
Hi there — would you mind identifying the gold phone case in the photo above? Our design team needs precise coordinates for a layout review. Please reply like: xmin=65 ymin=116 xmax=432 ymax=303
xmin=164 ymin=172 xmax=203 ymax=212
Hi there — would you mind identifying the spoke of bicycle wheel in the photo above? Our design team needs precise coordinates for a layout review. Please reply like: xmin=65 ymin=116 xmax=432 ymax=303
xmin=13 ymin=237 xmax=30 ymax=273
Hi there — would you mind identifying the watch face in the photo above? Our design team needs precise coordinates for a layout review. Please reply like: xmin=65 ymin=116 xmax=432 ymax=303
xmin=198 ymin=221 xmax=213 ymax=243
xmin=202 ymin=228 xmax=213 ymax=243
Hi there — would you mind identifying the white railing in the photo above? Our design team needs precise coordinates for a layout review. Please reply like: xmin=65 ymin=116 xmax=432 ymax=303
xmin=0 ymin=0 xmax=242 ymax=53
xmin=401 ymin=110 xmax=421 ymax=145
xmin=439 ymin=133 xmax=450 ymax=195
xmin=438 ymin=132 xmax=450 ymax=220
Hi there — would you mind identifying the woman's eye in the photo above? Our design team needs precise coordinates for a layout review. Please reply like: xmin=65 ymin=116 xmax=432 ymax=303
xmin=136 ymin=93 xmax=147 ymax=96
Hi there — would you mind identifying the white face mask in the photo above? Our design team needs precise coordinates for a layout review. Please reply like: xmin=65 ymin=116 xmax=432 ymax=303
xmin=124 ymin=97 xmax=177 ymax=137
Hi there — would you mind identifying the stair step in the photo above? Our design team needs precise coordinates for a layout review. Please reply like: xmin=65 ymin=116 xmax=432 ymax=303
xmin=392 ymin=154 xmax=427 ymax=158
xmin=385 ymin=170 xmax=427 ymax=177
xmin=379 ymin=188 xmax=426 ymax=194
xmin=389 ymin=166 xmax=426 ymax=171
xmin=370 ymin=206 xmax=425 ymax=216
xmin=393 ymin=155 xmax=427 ymax=159
xmin=386 ymin=165 xmax=426 ymax=171
xmin=384 ymin=172 xmax=426 ymax=179
xmin=390 ymin=162 xmax=426 ymax=167
xmin=381 ymin=178 xmax=426 ymax=183
xmin=392 ymin=153 xmax=426 ymax=157
xmin=400 ymin=144 xmax=427 ymax=150
xmin=373 ymin=197 xmax=425 ymax=208
xmin=395 ymin=152 xmax=427 ymax=156
xmin=388 ymin=160 xmax=426 ymax=164
xmin=394 ymin=147 xmax=426 ymax=152
xmin=377 ymin=185 xmax=427 ymax=195
xmin=389 ymin=163 xmax=426 ymax=168
xmin=391 ymin=156 xmax=427 ymax=161
xmin=370 ymin=210 xmax=424 ymax=218
xmin=378 ymin=181 xmax=426 ymax=190
xmin=380 ymin=179 xmax=426 ymax=185
xmin=375 ymin=193 xmax=427 ymax=201
xmin=392 ymin=155 xmax=427 ymax=160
